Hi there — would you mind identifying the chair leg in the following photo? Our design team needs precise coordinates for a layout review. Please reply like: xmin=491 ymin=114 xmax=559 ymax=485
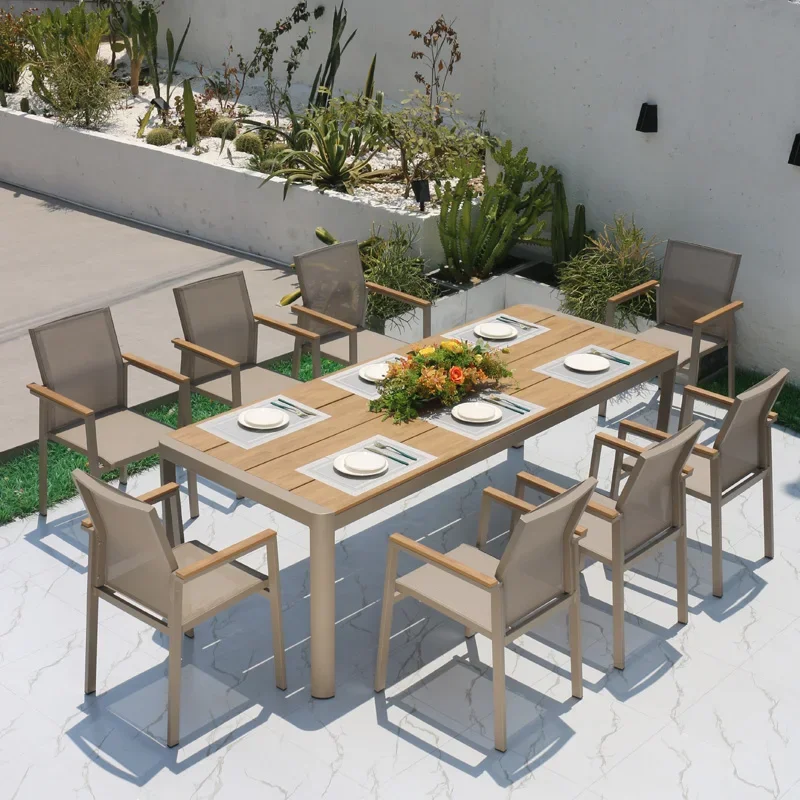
xmin=492 ymin=630 xmax=507 ymax=752
xmin=119 ymin=465 xmax=128 ymax=485
xmin=464 ymin=625 xmax=476 ymax=638
xmin=727 ymin=338 xmax=736 ymax=398
xmin=374 ymin=544 xmax=399 ymax=693
xmin=167 ymin=627 xmax=183 ymax=748
xmin=711 ymin=498 xmax=724 ymax=598
xmin=188 ymin=471 xmax=200 ymax=519
xmin=184 ymin=629 xmax=194 ymax=639
xmin=266 ymin=537 xmax=287 ymax=691
xmin=292 ymin=340 xmax=303 ymax=380
xmin=569 ymin=593 xmax=583 ymax=699
xmin=598 ymin=399 xmax=608 ymax=419
xmin=85 ymin=587 xmax=98 ymax=695
xmin=38 ymin=436 xmax=48 ymax=516
xmin=612 ymin=557 xmax=625 ymax=670
xmin=676 ymin=528 xmax=689 ymax=625
xmin=763 ymin=471 xmax=774 ymax=559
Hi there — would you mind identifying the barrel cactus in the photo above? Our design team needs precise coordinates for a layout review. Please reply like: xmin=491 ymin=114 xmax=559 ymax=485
xmin=146 ymin=127 xmax=174 ymax=146
xmin=234 ymin=131 xmax=264 ymax=156
xmin=210 ymin=116 xmax=237 ymax=140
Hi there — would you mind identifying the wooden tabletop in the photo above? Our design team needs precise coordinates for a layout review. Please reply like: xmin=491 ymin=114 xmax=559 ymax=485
xmin=169 ymin=305 xmax=676 ymax=517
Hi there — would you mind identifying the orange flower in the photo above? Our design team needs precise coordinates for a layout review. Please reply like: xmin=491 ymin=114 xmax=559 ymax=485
xmin=449 ymin=366 xmax=464 ymax=385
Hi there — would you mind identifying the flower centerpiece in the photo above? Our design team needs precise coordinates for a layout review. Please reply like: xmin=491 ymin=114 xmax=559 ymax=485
xmin=369 ymin=340 xmax=513 ymax=423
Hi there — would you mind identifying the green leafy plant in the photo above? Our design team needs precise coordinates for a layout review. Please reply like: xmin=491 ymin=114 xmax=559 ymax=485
xmin=550 ymin=174 xmax=591 ymax=266
xmin=111 ymin=0 xmax=157 ymax=97
xmin=235 ymin=131 xmax=263 ymax=156
xmin=174 ymin=91 xmax=218 ymax=137
xmin=142 ymin=12 xmax=190 ymax=110
xmin=308 ymin=1 xmax=355 ymax=108
xmin=146 ymin=125 xmax=173 ymax=145
xmin=558 ymin=215 xmax=660 ymax=327
xmin=409 ymin=16 xmax=461 ymax=119
xmin=248 ymin=141 xmax=288 ymax=174
xmin=181 ymin=79 xmax=196 ymax=146
xmin=210 ymin=115 xmax=237 ymax=139
xmin=0 ymin=7 xmax=35 ymax=92
xmin=438 ymin=144 xmax=557 ymax=281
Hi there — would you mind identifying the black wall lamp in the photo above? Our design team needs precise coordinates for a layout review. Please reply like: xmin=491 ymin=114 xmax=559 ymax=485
xmin=636 ymin=103 xmax=658 ymax=133
xmin=789 ymin=134 xmax=800 ymax=166
xmin=411 ymin=179 xmax=431 ymax=212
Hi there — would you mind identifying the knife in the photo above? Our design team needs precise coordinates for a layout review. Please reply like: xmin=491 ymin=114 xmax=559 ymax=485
xmin=497 ymin=315 xmax=534 ymax=331
xmin=485 ymin=396 xmax=526 ymax=415
xmin=271 ymin=401 xmax=305 ymax=418
xmin=591 ymin=349 xmax=631 ymax=366
xmin=375 ymin=441 xmax=418 ymax=461
xmin=489 ymin=394 xmax=529 ymax=412
xmin=365 ymin=445 xmax=408 ymax=466
xmin=275 ymin=398 xmax=316 ymax=416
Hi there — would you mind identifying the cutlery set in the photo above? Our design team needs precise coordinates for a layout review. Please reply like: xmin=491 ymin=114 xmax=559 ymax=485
xmin=270 ymin=398 xmax=316 ymax=418
xmin=365 ymin=441 xmax=418 ymax=466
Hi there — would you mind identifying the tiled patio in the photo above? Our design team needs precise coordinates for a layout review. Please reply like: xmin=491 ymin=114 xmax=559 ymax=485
xmin=2 ymin=384 xmax=799 ymax=799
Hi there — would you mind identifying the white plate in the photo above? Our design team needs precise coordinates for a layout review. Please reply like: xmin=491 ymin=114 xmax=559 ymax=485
xmin=359 ymin=362 xmax=392 ymax=383
xmin=333 ymin=451 xmax=389 ymax=477
xmin=238 ymin=407 xmax=290 ymax=430
xmin=474 ymin=321 xmax=518 ymax=340
xmin=564 ymin=353 xmax=611 ymax=374
xmin=451 ymin=401 xmax=503 ymax=424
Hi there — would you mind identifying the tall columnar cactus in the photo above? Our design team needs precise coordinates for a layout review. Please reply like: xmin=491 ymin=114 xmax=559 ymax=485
xmin=182 ymin=79 xmax=197 ymax=147
xmin=551 ymin=175 xmax=591 ymax=266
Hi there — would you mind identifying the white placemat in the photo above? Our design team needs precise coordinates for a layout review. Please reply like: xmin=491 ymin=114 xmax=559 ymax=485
xmin=533 ymin=345 xmax=644 ymax=388
xmin=423 ymin=392 xmax=544 ymax=440
xmin=442 ymin=313 xmax=550 ymax=348
xmin=296 ymin=435 xmax=436 ymax=496
xmin=322 ymin=354 xmax=406 ymax=400
xmin=197 ymin=396 xmax=329 ymax=450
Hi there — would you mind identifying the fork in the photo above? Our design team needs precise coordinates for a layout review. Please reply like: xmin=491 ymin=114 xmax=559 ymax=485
xmin=271 ymin=400 xmax=308 ymax=418
xmin=372 ymin=441 xmax=417 ymax=461
xmin=496 ymin=315 xmax=534 ymax=331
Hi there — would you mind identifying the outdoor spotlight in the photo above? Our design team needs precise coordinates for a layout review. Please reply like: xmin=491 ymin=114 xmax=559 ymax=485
xmin=150 ymin=97 xmax=169 ymax=115
xmin=789 ymin=134 xmax=800 ymax=166
xmin=636 ymin=103 xmax=658 ymax=133
xmin=411 ymin=179 xmax=431 ymax=212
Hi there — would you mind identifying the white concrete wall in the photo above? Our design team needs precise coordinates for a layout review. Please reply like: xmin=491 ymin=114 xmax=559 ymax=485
xmin=0 ymin=111 xmax=441 ymax=265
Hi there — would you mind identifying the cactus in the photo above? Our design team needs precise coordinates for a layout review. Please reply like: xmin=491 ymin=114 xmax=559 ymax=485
xmin=550 ymin=175 xmax=591 ymax=266
xmin=182 ymin=80 xmax=197 ymax=147
xmin=235 ymin=131 xmax=264 ymax=156
xmin=146 ymin=127 xmax=174 ymax=146
xmin=211 ymin=116 xmax=237 ymax=140
xmin=19 ymin=96 xmax=29 ymax=113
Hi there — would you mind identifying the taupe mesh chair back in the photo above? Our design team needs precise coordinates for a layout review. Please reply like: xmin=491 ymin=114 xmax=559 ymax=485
xmin=294 ymin=240 xmax=367 ymax=334
xmin=73 ymin=470 xmax=177 ymax=614
xmin=496 ymin=477 xmax=596 ymax=628
xmin=173 ymin=272 xmax=257 ymax=380
xmin=617 ymin=420 xmax=704 ymax=553
xmin=715 ymin=369 xmax=788 ymax=489
xmin=29 ymin=308 xmax=124 ymax=430
xmin=659 ymin=241 xmax=741 ymax=338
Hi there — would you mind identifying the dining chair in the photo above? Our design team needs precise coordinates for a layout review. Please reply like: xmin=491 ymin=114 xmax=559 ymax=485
xmin=28 ymin=307 xmax=197 ymax=517
xmin=515 ymin=420 xmax=703 ymax=670
xmin=291 ymin=240 xmax=432 ymax=368
xmin=375 ymin=478 xmax=596 ymax=752
xmin=600 ymin=240 xmax=742 ymax=419
xmin=73 ymin=469 xmax=286 ymax=748
xmin=613 ymin=369 xmax=788 ymax=597
xmin=172 ymin=271 xmax=321 ymax=407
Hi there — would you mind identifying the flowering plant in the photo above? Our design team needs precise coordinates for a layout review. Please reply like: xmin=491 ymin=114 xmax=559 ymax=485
xmin=369 ymin=340 xmax=513 ymax=423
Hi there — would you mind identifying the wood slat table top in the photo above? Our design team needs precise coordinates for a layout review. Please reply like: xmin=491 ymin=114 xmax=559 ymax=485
xmin=169 ymin=305 xmax=675 ymax=516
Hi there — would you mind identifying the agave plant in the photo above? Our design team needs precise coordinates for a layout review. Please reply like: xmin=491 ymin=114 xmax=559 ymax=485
xmin=266 ymin=116 xmax=396 ymax=197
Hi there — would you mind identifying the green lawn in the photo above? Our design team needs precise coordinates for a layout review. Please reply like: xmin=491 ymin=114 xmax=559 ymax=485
xmin=0 ymin=354 xmax=342 ymax=525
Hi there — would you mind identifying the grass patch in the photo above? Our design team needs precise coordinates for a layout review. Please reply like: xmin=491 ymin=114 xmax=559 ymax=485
xmin=0 ymin=354 xmax=342 ymax=525
xmin=701 ymin=368 xmax=800 ymax=434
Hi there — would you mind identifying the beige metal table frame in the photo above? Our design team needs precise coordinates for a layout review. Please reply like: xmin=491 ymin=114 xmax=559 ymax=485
xmin=159 ymin=305 xmax=679 ymax=698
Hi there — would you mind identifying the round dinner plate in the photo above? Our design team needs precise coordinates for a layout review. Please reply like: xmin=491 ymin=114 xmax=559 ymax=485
xmin=451 ymin=401 xmax=503 ymax=424
xmin=238 ymin=407 xmax=290 ymax=431
xmin=334 ymin=451 xmax=389 ymax=477
xmin=359 ymin=362 xmax=392 ymax=384
xmin=564 ymin=353 xmax=611 ymax=374
xmin=474 ymin=321 xmax=518 ymax=341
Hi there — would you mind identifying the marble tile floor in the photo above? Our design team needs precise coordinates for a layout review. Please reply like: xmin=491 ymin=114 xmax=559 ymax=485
xmin=2 ymin=383 xmax=800 ymax=799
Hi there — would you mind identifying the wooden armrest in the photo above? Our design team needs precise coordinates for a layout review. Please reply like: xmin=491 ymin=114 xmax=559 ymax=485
xmin=607 ymin=280 xmax=659 ymax=306
xmin=366 ymin=281 xmax=432 ymax=308
xmin=122 ymin=353 xmax=188 ymax=385
xmin=389 ymin=532 xmax=498 ymax=589
xmin=83 ymin=482 xmax=180 ymax=529
xmin=683 ymin=384 xmax=734 ymax=409
xmin=172 ymin=338 xmax=239 ymax=369
xmin=595 ymin=431 xmax=646 ymax=459
xmin=515 ymin=473 xmax=620 ymax=522
xmin=291 ymin=306 xmax=357 ymax=333
xmin=254 ymin=313 xmax=320 ymax=341
xmin=175 ymin=529 xmax=277 ymax=581
xmin=483 ymin=486 xmax=537 ymax=515
xmin=693 ymin=300 xmax=743 ymax=328
xmin=27 ymin=383 xmax=93 ymax=417
xmin=619 ymin=419 xmax=717 ymax=458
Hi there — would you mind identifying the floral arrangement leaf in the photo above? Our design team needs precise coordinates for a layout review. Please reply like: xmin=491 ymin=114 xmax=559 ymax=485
xmin=369 ymin=340 xmax=513 ymax=423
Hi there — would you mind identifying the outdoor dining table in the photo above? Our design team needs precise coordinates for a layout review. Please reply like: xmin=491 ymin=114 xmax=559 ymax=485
xmin=158 ymin=304 xmax=678 ymax=699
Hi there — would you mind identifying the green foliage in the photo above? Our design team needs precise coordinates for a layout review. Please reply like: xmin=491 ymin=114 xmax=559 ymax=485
xmin=142 ymin=11 xmax=190 ymax=110
xmin=112 ymin=1 xmax=157 ymax=97
xmin=181 ymin=79 xmax=197 ymax=146
xmin=247 ymin=141 xmax=289 ymax=174
xmin=235 ymin=131 xmax=263 ymax=156
xmin=174 ymin=91 xmax=218 ymax=137
xmin=136 ymin=103 xmax=153 ymax=137
xmin=146 ymin=126 xmax=174 ymax=145
xmin=363 ymin=53 xmax=376 ymax=99
xmin=309 ymin=1 xmax=356 ymax=108
xmin=24 ymin=3 xmax=109 ymax=62
xmin=558 ymin=216 xmax=660 ymax=327
xmin=0 ymin=7 xmax=35 ymax=92
xmin=550 ymin=174 xmax=591 ymax=266
xmin=438 ymin=144 xmax=558 ymax=281
xmin=210 ymin=115 xmax=237 ymax=139
xmin=409 ymin=16 xmax=461 ymax=119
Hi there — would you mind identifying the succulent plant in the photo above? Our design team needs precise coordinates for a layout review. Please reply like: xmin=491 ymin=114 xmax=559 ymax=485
xmin=234 ymin=131 xmax=264 ymax=156
xmin=210 ymin=116 xmax=237 ymax=140
xmin=146 ymin=126 xmax=174 ymax=146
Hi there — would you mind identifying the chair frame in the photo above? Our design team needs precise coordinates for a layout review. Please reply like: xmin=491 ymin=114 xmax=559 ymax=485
xmin=515 ymin=431 xmax=697 ymax=670
xmin=374 ymin=486 xmax=587 ymax=752
xmin=614 ymin=384 xmax=779 ymax=597
xmin=80 ymin=480 xmax=286 ymax=748
xmin=28 ymin=309 xmax=196 ymax=517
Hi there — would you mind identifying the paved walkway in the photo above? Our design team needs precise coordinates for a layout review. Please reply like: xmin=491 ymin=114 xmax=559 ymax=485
xmin=0 ymin=182 xmax=301 ymax=454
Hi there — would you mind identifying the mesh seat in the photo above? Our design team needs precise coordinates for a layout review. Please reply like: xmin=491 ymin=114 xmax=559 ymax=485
xmin=198 ymin=364 xmax=300 ymax=406
xmin=637 ymin=324 xmax=723 ymax=367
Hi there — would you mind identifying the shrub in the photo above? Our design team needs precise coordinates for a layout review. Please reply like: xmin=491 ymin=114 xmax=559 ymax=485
xmin=210 ymin=116 xmax=237 ymax=140
xmin=234 ymin=131 xmax=263 ymax=156
xmin=558 ymin=216 xmax=660 ymax=328
xmin=174 ymin=93 xmax=219 ymax=137
xmin=146 ymin=127 xmax=174 ymax=146
xmin=0 ymin=8 xmax=35 ymax=92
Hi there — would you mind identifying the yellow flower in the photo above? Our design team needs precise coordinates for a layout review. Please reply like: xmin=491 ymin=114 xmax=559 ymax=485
xmin=501 ymin=347 xmax=511 ymax=354
xmin=474 ymin=354 xmax=483 ymax=365
xmin=440 ymin=340 xmax=463 ymax=353
xmin=418 ymin=346 xmax=436 ymax=358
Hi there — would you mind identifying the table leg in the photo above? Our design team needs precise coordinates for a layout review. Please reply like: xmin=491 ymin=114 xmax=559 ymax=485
xmin=657 ymin=365 xmax=676 ymax=432
xmin=160 ymin=456 xmax=183 ymax=548
xmin=309 ymin=514 xmax=337 ymax=698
